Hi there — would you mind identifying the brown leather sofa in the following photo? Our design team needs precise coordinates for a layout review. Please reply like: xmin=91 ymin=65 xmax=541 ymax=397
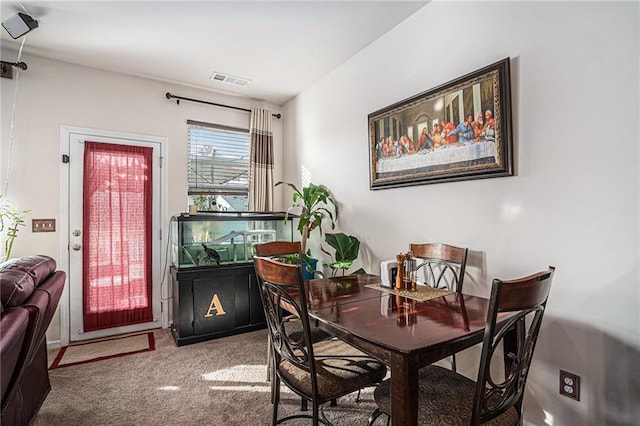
xmin=0 ymin=255 xmax=65 ymax=425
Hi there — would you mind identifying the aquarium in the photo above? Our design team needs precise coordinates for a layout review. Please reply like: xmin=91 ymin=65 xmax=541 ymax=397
xmin=170 ymin=212 xmax=297 ymax=269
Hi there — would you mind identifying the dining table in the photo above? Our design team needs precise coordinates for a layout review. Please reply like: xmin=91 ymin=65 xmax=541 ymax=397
xmin=299 ymin=274 xmax=500 ymax=426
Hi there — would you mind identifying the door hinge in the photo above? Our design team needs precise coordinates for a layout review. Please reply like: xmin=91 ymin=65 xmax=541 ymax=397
xmin=159 ymin=156 xmax=164 ymax=168
xmin=62 ymin=154 xmax=70 ymax=163
xmin=159 ymin=228 xmax=162 ymax=240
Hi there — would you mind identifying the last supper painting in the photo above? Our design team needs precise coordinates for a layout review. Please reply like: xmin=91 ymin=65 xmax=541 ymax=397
xmin=369 ymin=58 xmax=513 ymax=189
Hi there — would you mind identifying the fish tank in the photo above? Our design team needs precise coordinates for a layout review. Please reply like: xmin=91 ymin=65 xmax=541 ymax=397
xmin=171 ymin=212 xmax=297 ymax=269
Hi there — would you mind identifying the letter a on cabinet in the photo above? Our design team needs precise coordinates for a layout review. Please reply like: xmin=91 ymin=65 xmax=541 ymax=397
xmin=204 ymin=294 xmax=227 ymax=317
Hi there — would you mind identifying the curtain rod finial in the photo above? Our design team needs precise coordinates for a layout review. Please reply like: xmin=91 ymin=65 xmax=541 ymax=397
xmin=165 ymin=92 xmax=180 ymax=105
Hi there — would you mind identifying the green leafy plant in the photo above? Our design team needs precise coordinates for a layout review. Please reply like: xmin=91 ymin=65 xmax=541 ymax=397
xmin=275 ymin=253 xmax=323 ymax=278
xmin=192 ymin=195 xmax=209 ymax=211
xmin=276 ymin=252 xmax=311 ymax=264
xmin=0 ymin=195 xmax=30 ymax=262
xmin=321 ymin=232 xmax=362 ymax=277
xmin=275 ymin=181 xmax=338 ymax=256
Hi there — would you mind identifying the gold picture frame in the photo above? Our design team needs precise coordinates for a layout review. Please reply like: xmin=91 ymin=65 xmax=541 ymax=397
xmin=368 ymin=58 xmax=513 ymax=189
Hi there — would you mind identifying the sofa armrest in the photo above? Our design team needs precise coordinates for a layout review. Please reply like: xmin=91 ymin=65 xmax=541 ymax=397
xmin=0 ymin=307 xmax=29 ymax=403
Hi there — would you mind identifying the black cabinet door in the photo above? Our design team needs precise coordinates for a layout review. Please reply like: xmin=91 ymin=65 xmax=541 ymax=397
xmin=248 ymin=272 xmax=265 ymax=325
xmin=193 ymin=275 xmax=239 ymax=335
xmin=171 ymin=264 xmax=265 ymax=345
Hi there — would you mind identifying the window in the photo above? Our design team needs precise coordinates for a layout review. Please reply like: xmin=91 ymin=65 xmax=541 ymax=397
xmin=187 ymin=120 xmax=249 ymax=212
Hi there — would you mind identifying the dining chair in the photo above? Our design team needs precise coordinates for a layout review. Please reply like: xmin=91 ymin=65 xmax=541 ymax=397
xmin=368 ymin=266 xmax=555 ymax=426
xmin=409 ymin=243 xmax=468 ymax=293
xmin=253 ymin=241 xmax=332 ymax=410
xmin=254 ymin=256 xmax=387 ymax=426
xmin=254 ymin=241 xmax=332 ymax=357
xmin=410 ymin=242 xmax=468 ymax=372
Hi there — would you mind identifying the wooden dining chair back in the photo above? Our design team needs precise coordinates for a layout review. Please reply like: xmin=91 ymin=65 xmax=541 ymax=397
xmin=254 ymin=256 xmax=313 ymax=368
xmin=254 ymin=240 xmax=324 ymax=279
xmin=471 ymin=266 xmax=555 ymax=424
xmin=409 ymin=243 xmax=468 ymax=293
xmin=369 ymin=266 xmax=555 ymax=426
xmin=254 ymin=241 xmax=302 ymax=258
xmin=254 ymin=256 xmax=386 ymax=426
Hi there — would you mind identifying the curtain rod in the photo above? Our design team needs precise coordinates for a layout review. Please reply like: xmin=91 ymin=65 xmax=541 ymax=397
xmin=165 ymin=92 xmax=282 ymax=119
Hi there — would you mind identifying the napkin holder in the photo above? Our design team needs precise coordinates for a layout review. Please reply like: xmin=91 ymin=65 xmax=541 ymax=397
xmin=380 ymin=260 xmax=397 ymax=289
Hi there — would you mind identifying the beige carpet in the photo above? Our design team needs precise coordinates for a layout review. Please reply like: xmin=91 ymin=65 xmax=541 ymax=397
xmin=34 ymin=328 xmax=386 ymax=425
xmin=49 ymin=332 xmax=155 ymax=369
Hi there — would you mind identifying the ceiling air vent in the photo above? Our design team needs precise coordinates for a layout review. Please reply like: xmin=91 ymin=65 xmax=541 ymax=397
xmin=210 ymin=72 xmax=251 ymax=86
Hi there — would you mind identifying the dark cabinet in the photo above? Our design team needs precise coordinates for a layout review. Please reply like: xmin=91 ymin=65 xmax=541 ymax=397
xmin=171 ymin=264 xmax=265 ymax=346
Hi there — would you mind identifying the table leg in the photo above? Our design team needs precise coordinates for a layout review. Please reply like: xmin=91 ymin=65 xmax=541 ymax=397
xmin=390 ymin=352 xmax=419 ymax=426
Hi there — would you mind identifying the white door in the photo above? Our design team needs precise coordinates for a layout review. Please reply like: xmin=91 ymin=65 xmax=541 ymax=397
xmin=65 ymin=128 xmax=164 ymax=342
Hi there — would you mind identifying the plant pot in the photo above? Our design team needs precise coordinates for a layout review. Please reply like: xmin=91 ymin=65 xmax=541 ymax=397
xmin=302 ymin=258 xmax=318 ymax=280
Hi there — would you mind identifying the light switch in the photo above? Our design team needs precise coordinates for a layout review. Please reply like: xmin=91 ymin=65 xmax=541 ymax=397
xmin=32 ymin=219 xmax=56 ymax=233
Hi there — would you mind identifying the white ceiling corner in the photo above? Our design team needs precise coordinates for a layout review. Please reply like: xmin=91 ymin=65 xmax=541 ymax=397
xmin=0 ymin=1 xmax=428 ymax=105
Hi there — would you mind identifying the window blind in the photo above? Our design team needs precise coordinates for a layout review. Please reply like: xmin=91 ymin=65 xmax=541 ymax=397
xmin=187 ymin=122 xmax=249 ymax=195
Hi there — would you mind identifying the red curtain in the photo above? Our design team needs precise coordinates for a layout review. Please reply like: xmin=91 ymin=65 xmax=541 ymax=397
xmin=83 ymin=142 xmax=153 ymax=332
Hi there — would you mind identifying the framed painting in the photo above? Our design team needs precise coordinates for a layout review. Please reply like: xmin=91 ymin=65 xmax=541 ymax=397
xmin=368 ymin=58 xmax=513 ymax=189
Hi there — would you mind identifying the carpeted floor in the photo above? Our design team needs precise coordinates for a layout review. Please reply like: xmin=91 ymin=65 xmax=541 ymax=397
xmin=34 ymin=328 xmax=385 ymax=425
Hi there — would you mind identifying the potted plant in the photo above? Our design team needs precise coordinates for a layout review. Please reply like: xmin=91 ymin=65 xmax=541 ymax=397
xmin=321 ymin=232 xmax=365 ymax=278
xmin=275 ymin=181 xmax=338 ymax=278
xmin=0 ymin=195 xmax=30 ymax=262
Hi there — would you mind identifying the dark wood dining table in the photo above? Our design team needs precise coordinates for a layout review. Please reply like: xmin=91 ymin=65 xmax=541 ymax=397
xmin=300 ymin=274 xmax=496 ymax=426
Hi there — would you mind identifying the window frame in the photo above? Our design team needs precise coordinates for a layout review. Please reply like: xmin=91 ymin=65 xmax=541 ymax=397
xmin=187 ymin=120 xmax=250 ymax=211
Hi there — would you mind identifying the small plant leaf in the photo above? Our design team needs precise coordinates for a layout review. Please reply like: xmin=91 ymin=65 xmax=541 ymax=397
xmin=324 ymin=232 xmax=360 ymax=263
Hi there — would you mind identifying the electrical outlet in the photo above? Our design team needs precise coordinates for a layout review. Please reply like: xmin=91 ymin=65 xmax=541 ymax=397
xmin=559 ymin=370 xmax=580 ymax=400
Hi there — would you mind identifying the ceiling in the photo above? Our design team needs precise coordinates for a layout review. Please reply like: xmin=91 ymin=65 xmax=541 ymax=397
xmin=0 ymin=1 xmax=427 ymax=105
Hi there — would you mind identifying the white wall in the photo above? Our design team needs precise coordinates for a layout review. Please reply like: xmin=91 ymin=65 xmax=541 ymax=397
xmin=0 ymin=53 xmax=285 ymax=340
xmin=283 ymin=1 xmax=639 ymax=425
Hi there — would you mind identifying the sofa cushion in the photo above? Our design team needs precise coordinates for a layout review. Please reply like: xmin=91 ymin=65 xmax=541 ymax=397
xmin=0 ymin=255 xmax=57 ymax=308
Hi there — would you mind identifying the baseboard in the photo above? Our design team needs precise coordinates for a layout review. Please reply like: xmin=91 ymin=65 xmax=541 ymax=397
xmin=47 ymin=340 xmax=62 ymax=350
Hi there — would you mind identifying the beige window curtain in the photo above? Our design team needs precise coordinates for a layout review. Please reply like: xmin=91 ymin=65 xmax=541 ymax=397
xmin=248 ymin=107 xmax=274 ymax=211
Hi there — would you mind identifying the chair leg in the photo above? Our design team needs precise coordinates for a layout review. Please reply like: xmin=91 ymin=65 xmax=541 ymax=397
xmin=312 ymin=399 xmax=320 ymax=426
xmin=270 ymin=369 xmax=276 ymax=404
xmin=451 ymin=353 xmax=457 ymax=372
xmin=304 ymin=397 xmax=335 ymax=410
xmin=367 ymin=408 xmax=385 ymax=426
xmin=267 ymin=338 xmax=277 ymax=404
xmin=272 ymin=376 xmax=280 ymax=426
xmin=266 ymin=337 xmax=272 ymax=381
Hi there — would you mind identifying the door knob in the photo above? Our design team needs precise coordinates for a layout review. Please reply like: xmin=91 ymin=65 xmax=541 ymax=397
xmin=72 ymin=244 xmax=82 ymax=251
xmin=72 ymin=229 xmax=81 ymax=237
